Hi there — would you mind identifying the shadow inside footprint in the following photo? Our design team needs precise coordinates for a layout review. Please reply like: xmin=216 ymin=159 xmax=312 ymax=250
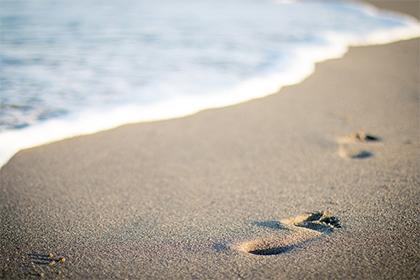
xmin=28 ymin=252 xmax=65 ymax=265
xmin=353 ymin=132 xmax=381 ymax=143
xmin=28 ymin=253 xmax=53 ymax=265
xmin=212 ymin=242 xmax=229 ymax=252
xmin=350 ymin=150 xmax=373 ymax=159
xmin=294 ymin=211 xmax=341 ymax=232
xmin=248 ymin=245 xmax=294 ymax=256
xmin=235 ymin=211 xmax=341 ymax=256
xmin=338 ymin=145 xmax=374 ymax=159
xmin=363 ymin=134 xmax=380 ymax=142
xmin=340 ymin=131 xmax=381 ymax=143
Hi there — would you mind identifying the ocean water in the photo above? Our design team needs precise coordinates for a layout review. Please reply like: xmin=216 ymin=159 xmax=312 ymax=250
xmin=1 ymin=0 xmax=419 ymax=167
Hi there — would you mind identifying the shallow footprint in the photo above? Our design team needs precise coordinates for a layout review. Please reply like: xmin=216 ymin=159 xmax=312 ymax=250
xmin=338 ymin=144 xmax=374 ymax=159
xmin=26 ymin=252 xmax=66 ymax=277
xmin=337 ymin=130 xmax=381 ymax=144
xmin=235 ymin=211 xmax=341 ymax=256
xmin=337 ymin=130 xmax=381 ymax=159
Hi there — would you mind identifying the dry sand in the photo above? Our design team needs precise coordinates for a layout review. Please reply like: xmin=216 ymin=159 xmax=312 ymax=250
xmin=1 ymin=1 xmax=419 ymax=279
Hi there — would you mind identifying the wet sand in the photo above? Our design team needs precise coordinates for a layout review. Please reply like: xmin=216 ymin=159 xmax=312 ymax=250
xmin=1 ymin=1 xmax=419 ymax=279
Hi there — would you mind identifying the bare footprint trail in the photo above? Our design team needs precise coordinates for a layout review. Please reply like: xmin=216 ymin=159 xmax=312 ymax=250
xmin=26 ymin=252 xmax=66 ymax=278
xmin=235 ymin=211 xmax=341 ymax=256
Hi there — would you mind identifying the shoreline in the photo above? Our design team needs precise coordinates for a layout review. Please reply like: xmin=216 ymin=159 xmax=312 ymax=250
xmin=1 ymin=1 xmax=419 ymax=169
xmin=1 ymin=1 xmax=419 ymax=279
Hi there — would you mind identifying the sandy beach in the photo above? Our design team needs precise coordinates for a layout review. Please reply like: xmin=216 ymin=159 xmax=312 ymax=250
xmin=1 ymin=1 xmax=419 ymax=279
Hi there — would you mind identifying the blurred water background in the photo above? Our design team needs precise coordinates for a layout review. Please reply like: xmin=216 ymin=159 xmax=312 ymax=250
xmin=0 ymin=0 xmax=419 ymax=166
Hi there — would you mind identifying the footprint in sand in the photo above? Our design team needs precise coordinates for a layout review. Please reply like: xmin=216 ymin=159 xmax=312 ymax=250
xmin=337 ymin=130 xmax=381 ymax=159
xmin=26 ymin=252 xmax=66 ymax=277
xmin=235 ymin=211 xmax=341 ymax=256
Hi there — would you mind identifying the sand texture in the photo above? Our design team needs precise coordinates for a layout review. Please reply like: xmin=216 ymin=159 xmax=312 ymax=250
xmin=1 ymin=1 xmax=419 ymax=279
